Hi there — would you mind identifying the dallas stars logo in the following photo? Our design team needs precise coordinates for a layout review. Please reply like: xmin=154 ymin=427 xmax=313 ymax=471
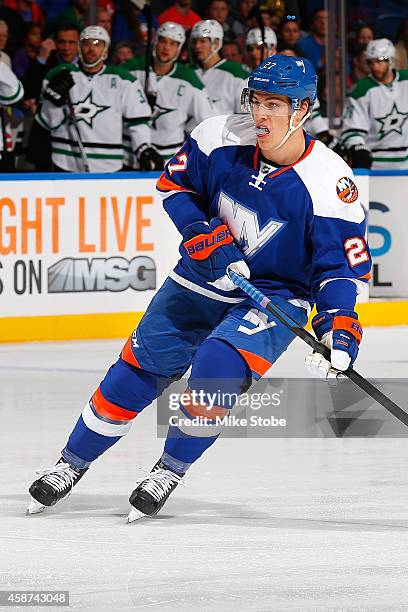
xmin=375 ymin=102 xmax=408 ymax=140
xmin=151 ymin=103 xmax=174 ymax=129
xmin=72 ymin=92 xmax=110 ymax=127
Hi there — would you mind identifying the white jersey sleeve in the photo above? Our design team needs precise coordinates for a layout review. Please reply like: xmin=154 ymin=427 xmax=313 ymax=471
xmin=0 ymin=61 xmax=23 ymax=105
xmin=341 ymin=85 xmax=371 ymax=149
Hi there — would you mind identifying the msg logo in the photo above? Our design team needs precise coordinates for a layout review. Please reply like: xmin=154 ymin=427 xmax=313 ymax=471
xmin=48 ymin=256 xmax=156 ymax=293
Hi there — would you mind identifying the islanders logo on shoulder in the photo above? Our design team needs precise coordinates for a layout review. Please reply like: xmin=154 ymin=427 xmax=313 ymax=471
xmin=336 ymin=176 xmax=359 ymax=203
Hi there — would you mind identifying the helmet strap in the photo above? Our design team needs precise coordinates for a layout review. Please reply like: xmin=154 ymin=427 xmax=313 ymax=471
xmin=273 ymin=109 xmax=311 ymax=149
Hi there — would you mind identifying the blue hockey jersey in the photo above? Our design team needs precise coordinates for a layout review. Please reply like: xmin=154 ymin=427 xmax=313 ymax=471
xmin=156 ymin=113 xmax=371 ymax=309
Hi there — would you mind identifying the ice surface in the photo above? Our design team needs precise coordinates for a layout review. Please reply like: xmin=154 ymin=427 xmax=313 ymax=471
xmin=1 ymin=328 xmax=408 ymax=611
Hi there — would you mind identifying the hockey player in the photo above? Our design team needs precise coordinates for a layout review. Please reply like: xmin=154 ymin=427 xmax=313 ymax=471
xmin=245 ymin=26 xmax=277 ymax=70
xmin=35 ymin=25 xmax=162 ymax=172
xmin=0 ymin=60 xmax=24 ymax=161
xmin=28 ymin=55 xmax=371 ymax=520
xmin=341 ymin=38 xmax=408 ymax=169
xmin=190 ymin=19 xmax=249 ymax=114
xmin=122 ymin=21 xmax=215 ymax=163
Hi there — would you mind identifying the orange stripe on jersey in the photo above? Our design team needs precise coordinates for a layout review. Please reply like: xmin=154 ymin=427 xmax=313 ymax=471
xmin=237 ymin=349 xmax=272 ymax=377
xmin=359 ymin=272 xmax=372 ymax=280
xmin=253 ymin=143 xmax=260 ymax=169
xmin=181 ymin=388 xmax=229 ymax=419
xmin=121 ymin=336 xmax=141 ymax=368
xmin=92 ymin=387 xmax=138 ymax=421
xmin=267 ymin=139 xmax=316 ymax=180
xmin=156 ymin=172 xmax=198 ymax=195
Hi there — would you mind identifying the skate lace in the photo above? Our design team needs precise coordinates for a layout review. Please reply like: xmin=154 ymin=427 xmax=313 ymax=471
xmin=37 ymin=463 xmax=79 ymax=493
xmin=138 ymin=468 xmax=183 ymax=502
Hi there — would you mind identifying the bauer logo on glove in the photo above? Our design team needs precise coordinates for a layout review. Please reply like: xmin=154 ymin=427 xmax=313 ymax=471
xmin=183 ymin=225 xmax=233 ymax=260
xmin=180 ymin=218 xmax=250 ymax=291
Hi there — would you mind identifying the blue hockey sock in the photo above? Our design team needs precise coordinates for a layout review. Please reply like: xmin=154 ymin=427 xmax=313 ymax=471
xmin=162 ymin=339 xmax=251 ymax=473
xmin=62 ymin=358 xmax=168 ymax=469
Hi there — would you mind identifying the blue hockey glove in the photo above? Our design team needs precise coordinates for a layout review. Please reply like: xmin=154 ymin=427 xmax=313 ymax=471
xmin=181 ymin=218 xmax=250 ymax=291
xmin=305 ymin=309 xmax=363 ymax=378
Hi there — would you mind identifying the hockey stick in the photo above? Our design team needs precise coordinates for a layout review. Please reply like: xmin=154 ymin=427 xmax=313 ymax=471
xmin=252 ymin=1 xmax=265 ymax=58
xmin=67 ymin=92 xmax=90 ymax=173
xmin=228 ymin=270 xmax=408 ymax=428
xmin=142 ymin=0 xmax=153 ymax=101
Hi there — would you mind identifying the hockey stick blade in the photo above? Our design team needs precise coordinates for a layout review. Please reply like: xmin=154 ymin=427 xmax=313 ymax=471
xmin=228 ymin=270 xmax=408 ymax=428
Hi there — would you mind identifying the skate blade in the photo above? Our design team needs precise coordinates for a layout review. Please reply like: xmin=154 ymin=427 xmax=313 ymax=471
xmin=26 ymin=497 xmax=46 ymax=515
xmin=127 ymin=506 xmax=149 ymax=523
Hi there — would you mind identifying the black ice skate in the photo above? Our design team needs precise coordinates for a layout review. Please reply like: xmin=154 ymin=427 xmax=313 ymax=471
xmin=128 ymin=461 xmax=184 ymax=522
xmin=27 ymin=458 xmax=88 ymax=515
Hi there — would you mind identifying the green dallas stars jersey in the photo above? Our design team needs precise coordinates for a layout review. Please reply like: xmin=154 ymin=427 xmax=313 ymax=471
xmin=341 ymin=70 xmax=408 ymax=169
xmin=122 ymin=56 xmax=215 ymax=161
xmin=36 ymin=63 xmax=152 ymax=172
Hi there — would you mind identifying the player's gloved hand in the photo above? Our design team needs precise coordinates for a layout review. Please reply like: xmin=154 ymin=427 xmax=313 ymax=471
xmin=43 ymin=68 xmax=74 ymax=107
xmin=181 ymin=218 xmax=250 ymax=291
xmin=137 ymin=144 xmax=164 ymax=170
xmin=349 ymin=144 xmax=372 ymax=169
xmin=305 ymin=309 xmax=362 ymax=379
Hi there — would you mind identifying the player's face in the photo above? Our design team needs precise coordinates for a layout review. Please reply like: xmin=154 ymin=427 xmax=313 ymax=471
xmin=368 ymin=58 xmax=390 ymax=82
xmin=251 ymin=92 xmax=293 ymax=149
xmin=192 ymin=37 xmax=213 ymax=62
xmin=57 ymin=30 xmax=79 ymax=63
xmin=247 ymin=43 xmax=275 ymax=68
xmin=80 ymin=38 xmax=106 ymax=66
xmin=155 ymin=36 xmax=180 ymax=63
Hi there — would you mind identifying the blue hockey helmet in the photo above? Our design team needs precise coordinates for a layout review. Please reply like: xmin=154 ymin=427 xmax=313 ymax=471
xmin=243 ymin=55 xmax=317 ymax=112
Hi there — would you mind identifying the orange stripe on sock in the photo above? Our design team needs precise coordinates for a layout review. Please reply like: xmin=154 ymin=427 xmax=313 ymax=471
xmin=237 ymin=349 xmax=272 ymax=377
xmin=121 ymin=336 xmax=141 ymax=368
xmin=92 ymin=387 xmax=138 ymax=421
xmin=181 ymin=388 xmax=229 ymax=419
